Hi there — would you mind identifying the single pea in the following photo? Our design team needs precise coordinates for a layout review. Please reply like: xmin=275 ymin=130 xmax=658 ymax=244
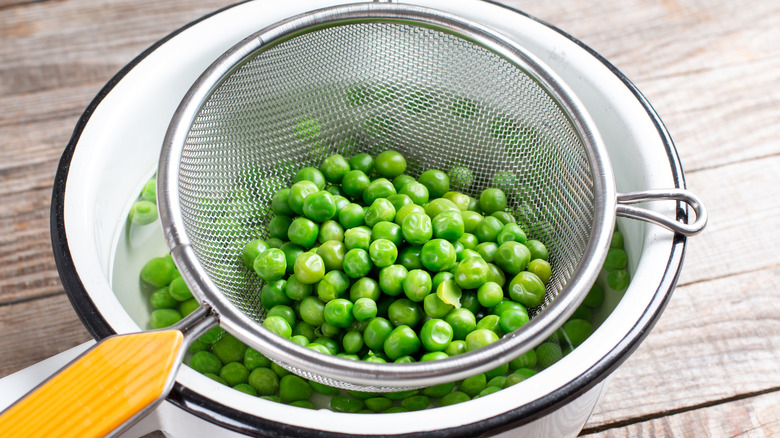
xmin=386 ymin=193 xmax=413 ymax=213
xmin=299 ymin=296 xmax=325 ymax=327
xmin=393 ymin=355 xmax=416 ymax=364
xmin=461 ymin=211 xmax=483 ymax=233
xmin=189 ymin=351 xmax=222 ymax=375
xmin=478 ymin=188 xmax=507 ymax=214
xmin=342 ymin=330 xmax=365 ymax=354
xmin=583 ymin=284 xmax=604 ymax=308
xmin=150 ymin=287 xmax=178 ymax=309
xmin=219 ymin=362 xmax=250 ymax=387
xmin=508 ymin=271 xmax=547 ymax=308
xmin=352 ymin=298 xmax=378 ymax=322
xmin=374 ymin=150 xmax=407 ymax=178
xmin=378 ymin=264 xmax=408 ymax=296
xmin=317 ymin=270 xmax=350 ymax=302
xmin=535 ymin=341 xmax=564 ymax=369
xmin=294 ymin=166 xmax=326 ymax=190
xmin=364 ymin=397 xmax=393 ymax=413
xmin=343 ymin=248 xmax=373 ymax=278
xmin=457 ymin=233 xmax=479 ymax=250
xmin=388 ymin=298 xmax=423 ymax=328
xmin=397 ymin=244 xmax=423 ymax=270
xmin=338 ymin=202 xmax=366 ymax=229
xmin=402 ymin=269 xmax=432 ymax=302
xmin=508 ymin=349 xmax=537 ymax=370
xmin=527 ymin=259 xmax=552 ymax=284
xmin=129 ymin=200 xmax=158 ymax=225
xmin=323 ymin=298 xmax=355 ymax=328
xmin=179 ymin=298 xmax=199 ymax=317
xmin=424 ymin=198 xmax=459 ymax=219
xmin=253 ymin=248 xmax=287 ymax=282
xmin=440 ymin=391 xmax=470 ymax=406
xmin=302 ymin=190 xmax=337 ymax=223
xmin=211 ymin=333 xmax=247 ymax=364
xmin=247 ymin=367 xmax=279 ymax=396
xmin=341 ymin=169 xmax=371 ymax=200
xmin=474 ymin=216 xmax=504 ymax=243
xmin=331 ymin=396 xmax=365 ymax=413
xmin=604 ymin=247 xmax=628 ymax=270
xmin=499 ymin=307 xmax=530 ymax=333
xmin=476 ymin=242 xmax=499 ymax=263
xmin=477 ymin=282 xmax=504 ymax=308
xmin=271 ymin=188 xmax=294 ymax=217
xmin=306 ymin=343 xmax=332 ymax=356
xmin=497 ymin=223 xmax=528 ymax=245
xmin=611 ymin=230 xmax=625 ymax=249
xmin=392 ymin=174 xmax=415 ymax=192
xmin=561 ymin=318 xmax=594 ymax=348
xmin=607 ymin=269 xmax=630 ymax=291
xmin=287 ymin=180 xmax=319 ymax=216
xmin=486 ymin=262 xmax=507 ymax=287
xmin=369 ymin=238 xmax=398 ymax=268
xmin=364 ymin=198 xmax=396 ymax=227
xmin=287 ymin=217 xmax=319 ymax=248
xmin=431 ymin=210 xmax=465 ymax=241
xmin=493 ymin=241 xmax=532 ymax=276
xmin=444 ymin=339 xmax=467 ymax=357
xmin=244 ymin=348 xmax=272 ymax=371
xmin=316 ymin=240 xmax=346 ymax=271
xmin=279 ymin=374 xmax=313 ymax=402
xmin=363 ymin=178 xmax=397 ymax=205
xmin=199 ymin=327 xmax=225 ymax=345
xmin=292 ymin=321 xmax=317 ymax=342
xmin=293 ymin=252 xmax=325 ymax=284
xmin=476 ymin=314 xmax=504 ymax=337
xmin=150 ymin=308 xmax=182 ymax=329
xmin=267 ymin=215 xmax=292 ymax=240
xmin=349 ymin=277 xmax=381 ymax=301
xmin=260 ymin=282 xmax=290 ymax=314
xmin=465 ymin=328 xmax=500 ymax=352
xmin=418 ymin=169 xmax=450 ymax=199
xmin=140 ymin=255 xmax=177 ymax=288
xmin=401 ymin=212 xmax=433 ymax=245
xmin=241 ymin=239 xmax=269 ymax=270
xmin=431 ymin=271 xmax=455 ymax=291
xmin=445 ymin=307 xmax=477 ymax=340
xmin=384 ymin=325 xmax=421 ymax=360
xmin=399 ymin=181 xmax=429 ymax=205
xmin=423 ymin=292 xmax=454 ymax=318
xmin=371 ymin=221 xmax=403 ymax=247
xmin=441 ymin=191 xmax=470 ymax=211
xmin=420 ymin=238 xmax=457 ymax=272
xmin=349 ymin=153 xmax=374 ymax=174
xmin=490 ymin=211 xmax=516 ymax=225
xmin=263 ymin=315 xmax=292 ymax=339
xmin=283 ymin=274 xmax=312 ymax=301
xmin=320 ymin=153 xmax=351 ymax=184
xmin=401 ymin=395 xmax=431 ymax=411
xmin=394 ymin=203 xmax=426 ymax=226
xmin=459 ymin=373 xmax=487 ymax=397
xmin=344 ymin=226 xmax=371 ymax=251
xmin=266 ymin=237 xmax=284 ymax=248
xmin=164 ymin=277 xmax=190 ymax=302
xmin=420 ymin=319 xmax=454 ymax=352
xmin=309 ymin=380 xmax=340 ymax=396
xmin=436 ymin=279 xmax=462 ymax=308
xmin=453 ymin=256 xmax=489 ymax=290
xmin=363 ymin=317 xmax=394 ymax=351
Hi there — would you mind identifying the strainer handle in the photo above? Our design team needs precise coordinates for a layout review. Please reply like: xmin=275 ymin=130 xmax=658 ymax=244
xmin=616 ymin=189 xmax=707 ymax=236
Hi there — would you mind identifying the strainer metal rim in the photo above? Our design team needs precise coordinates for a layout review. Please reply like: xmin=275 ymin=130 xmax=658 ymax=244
xmin=158 ymin=2 xmax=616 ymax=389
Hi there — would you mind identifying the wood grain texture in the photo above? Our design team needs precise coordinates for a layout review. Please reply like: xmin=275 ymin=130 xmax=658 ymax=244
xmin=0 ymin=0 xmax=778 ymax=437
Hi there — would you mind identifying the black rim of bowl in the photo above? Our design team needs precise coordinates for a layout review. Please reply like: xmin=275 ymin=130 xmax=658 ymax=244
xmin=50 ymin=1 xmax=688 ymax=436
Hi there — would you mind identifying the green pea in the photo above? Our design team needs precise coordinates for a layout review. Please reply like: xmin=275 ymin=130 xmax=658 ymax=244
xmin=424 ymin=198 xmax=459 ymax=219
xmin=527 ymin=259 xmax=552 ymax=284
xmin=287 ymin=217 xmax=319 ymax=248
xmin=431 ymin=210 xmax=465 ymax=241
xmin=457 ymin=232 xmax=479 ymax=250
xmin=374 ymin=150 xmax=407 ymax=178
xmin=350 ymin=277 xmax=381 ymax=301
xmin=150 ymin=287 xmax=178 ymax=309
xmin=371 ymin=221 xmax=403 ymax=247
xmin=583 ymin=284 xmax=604 ymax=308
xmin=293 ymin=252 xmax=325 ymax=284
xmin=320 ymin=153 xmax=351 ymax=184
xmin=392 ymin=174 xmax=415 ymax=192
xmin=497 ymin=223 xmax=527 ymax=244
xmin=189 ymin=351 xmax=222 ymax=374
xmin=288 ymin=180 xmax=319 ymax=216
xmin=341 ymin=169 xmax=371 ymax=200
xmin=140 ymin=255 xmax=177 ymax=288
xmin=423 ymin=292 xmax=454 ymax=318
xmin=486 ymin=262 xmax=507 ymax=287
xmin=241 ymin=239 xmax=269 ymax=270
xmin=248 ymin=367 xmax=279 ymax=396
xmin=220 ymin=362 xmax=250 ymax=387
xmin=344 ymin=226 xmax=371 ymax=251
xmin=150 ymin=308 xmax=182 ymax=329
xmin=477 ymin=281 xmax=503 ymax=308
xmin=298 ymin=296 xmax=325 ymax=326
xmin=401 ymin=395 xmax=431 ymax=411
xmin=302 ymin=191 xmax=336 ymax=223
xmin=420 ymin=238 xmax=457 ymax=272
xmin=292 ymin=321 xmax=317 ymax=342
xmin=279 ymin=374 xmax=313 ymax=402
xmin=271 ymin=189 xmax=294 ymax=216
xmin=316 ymin=240 xmax=346 ymax=271
xmin=343 ymin=248 xmax=373 ymax=278
xmin=330 ymin=396 xmax=365 ymax=413
xmin=474 ymin=216 xmax=504 ymax=243
xmin=384 ymin=325 xmax=421 ymax=360
xmin=401 ymin=212 xmax=433 ymax=245
xmin=611 ymin=230 xmax=625 ymax=249
xmin=459 ymin=373 xmax=487 ymax=397
xmin=507 ymin=271 xmax=546 ymax=307
xmin=394 ymin=203 xmax=426 ymax=226
xmin=465 ymin=328 xmax=500 ymax=352
xmin=402 ymin=269 xmax=432 ymax=302
xmin=352 ymin=297 xmax=378 ymax=322
xmin=386 ymin=193 xmax=413 ymax=212
xmin=294 ymin=167 xmax=326 ymax=190
xmin=129 ymin=200 xmax=158 ymax=225
xmin=607 ymin=269 xmax=630 ymax=291
xmin=364 ymin=396 xmax=393 ymax=413
xmin=212 ymin=333 xmax=246 ymax=364
xmin=363 ymin=317 xmax=394 ymax=351
xmin=364 ymin=198 xmax=396 ymax=227
xmin=317 ymin=270 xmax=350 ymax=301
xmin=420 ymin=319 xmax=453 ymax=352
xmin=461 ymin=211 xmax=483 ymax=233
xmin=445 ymin=308 xmax=477 ymax=340
xmin=418 ymin=169 xmax=450 ymax=199
xmin=453 ymin=256 xmax=489 ymax=290
xmin=397 ymin=244 xmax=423 ymax=270
xmin=604 ymin=248 xmax=628 ymax=270
xmin=323 ymin=298 xmax=355 ymax=328
xmin=266 ymin=215 xmax=292 ymax=240
xmin=494 ymin=241 xmax=531 ymax=276
xmin=440 ymin=391 xmax=470 ymax=406
xmin=431 ymin=271 xmax=454 ymax=291
xmin=263 ymin=315 xmax=292 ymax=339
xmin=369 ymin=238 xmax=398 ymax=268
xmin=244 ymin=348 xmax=272 ymax=370
xmin=535 ymin=341 xmax=564 ymax=368
xmin=561 ymin=318 xmax=594 ymax=348
xmin=282 ymin=274 xmax=311 ymax=301
xmin=253 ymin=248 xmax=287 ymax=282
xmin=338 ymin=202 xmax=366 ymax=229
xmin=499 ymin=307 xmax=530 ymax=333
xmin=444 ymin=339 xmax=467 ymax=357
xmin=399 ymin=181 xmax=429 ymax=205
xmin=349 ymin=153 xmax=374 ymax=174
xmin=363 ymin=178 xmax=397 ymax=205
xmin=476 ymin=314 xmax=504 ymax=337
xmin=490 ymin=211 xmax=516 ymax=225
xmin=166 ymin=277 xmax=191 ymax=302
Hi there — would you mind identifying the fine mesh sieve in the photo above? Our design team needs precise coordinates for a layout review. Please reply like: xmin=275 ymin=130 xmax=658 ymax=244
xmin=157 ymin=3 xmax=701 ymax=391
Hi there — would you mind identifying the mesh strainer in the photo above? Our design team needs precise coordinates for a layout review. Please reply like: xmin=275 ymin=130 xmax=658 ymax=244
xmin=157 ymin=2 xmax=705 ymax=391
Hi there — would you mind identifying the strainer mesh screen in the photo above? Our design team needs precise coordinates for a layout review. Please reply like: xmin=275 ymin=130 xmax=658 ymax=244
xmin=178 ymin=22 xmax=594 ymax=325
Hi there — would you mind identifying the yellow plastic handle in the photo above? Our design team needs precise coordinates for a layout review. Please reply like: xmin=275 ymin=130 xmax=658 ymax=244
xmin=0 ymin=329 xmax=183 ymax=438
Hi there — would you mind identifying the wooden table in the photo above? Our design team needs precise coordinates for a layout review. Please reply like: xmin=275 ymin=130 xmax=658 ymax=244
xmin=1 ymin=0 xmax=778 ymax=436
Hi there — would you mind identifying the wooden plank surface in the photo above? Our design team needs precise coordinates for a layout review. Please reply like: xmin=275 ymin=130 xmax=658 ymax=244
xmin=1 ymin=0 xmax=778 ymax=436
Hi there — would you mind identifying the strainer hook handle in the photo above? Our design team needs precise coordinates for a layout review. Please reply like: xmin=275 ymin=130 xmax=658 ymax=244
xmin=616 ymin=189 xmax=707 ymax=236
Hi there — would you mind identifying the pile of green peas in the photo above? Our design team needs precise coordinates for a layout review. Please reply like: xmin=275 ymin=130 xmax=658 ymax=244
xmin=135 ymin=150 xmax=630 ymax=412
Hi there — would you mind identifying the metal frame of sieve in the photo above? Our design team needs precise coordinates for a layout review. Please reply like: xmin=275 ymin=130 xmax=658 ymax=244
xmin=158 ymin=2 xmax=620 ymax=390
